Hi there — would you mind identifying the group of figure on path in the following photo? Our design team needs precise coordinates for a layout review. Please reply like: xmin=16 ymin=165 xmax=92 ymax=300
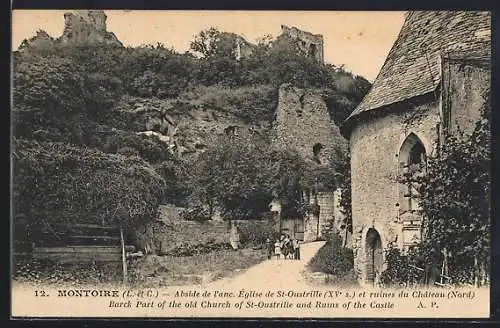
xmin=265 ymin=234 xmax=301 ymax=260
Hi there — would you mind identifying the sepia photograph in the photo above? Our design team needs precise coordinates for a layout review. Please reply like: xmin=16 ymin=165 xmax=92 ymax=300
xmin=10 ymin=9 xmax=491 ymax=318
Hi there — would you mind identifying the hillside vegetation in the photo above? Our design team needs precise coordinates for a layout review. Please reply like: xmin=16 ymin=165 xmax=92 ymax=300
xmin=12 ymin=26 xmax=370 ymax=247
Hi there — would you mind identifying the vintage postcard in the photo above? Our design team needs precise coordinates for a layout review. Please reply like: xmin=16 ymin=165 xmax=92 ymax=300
xmin=10 ymin=10 xmax=491 ymax=318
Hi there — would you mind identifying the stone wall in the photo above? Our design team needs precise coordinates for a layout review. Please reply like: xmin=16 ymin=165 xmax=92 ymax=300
xmin=235 ymin=37 xmax=255 ymax=61
xmin=73 ymin=10 xmax=107 ymax=31
xmin=273 ymin=84 xmax=347 ymax=242
xmin=274 ymin=84 xmax=346 ymax=164
xmin=332 ymin=189 xmax=352 ymax=247
xmin=281 ymin=25 xmax=324 ymax=64
xmin=442 ymin=59 xmax=490 ymax=137
xmin=303 ymin=215 xmax=319 ymax=242
xmin=349 ymin=100 xmax=440 ymax=283
xmin=59 ymin=10 xmax=122 ymax=46
xmin=317 ymin=191 xmax=335 ymax=238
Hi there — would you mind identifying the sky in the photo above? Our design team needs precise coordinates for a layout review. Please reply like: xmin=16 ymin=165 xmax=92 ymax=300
xmin=12 ymin=10 xmax=406 ymax=82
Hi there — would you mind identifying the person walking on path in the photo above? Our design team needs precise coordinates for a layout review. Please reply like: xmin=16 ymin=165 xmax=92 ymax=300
xmin=293 ymin=238 xmax=301 ymax=260
xmin=265 ymin=238 xmax=274 ymax=260
xmin=282 ymin=234 xmax=291 ymax=259
xmin=274 ymin=239 xmax=282 ymax=259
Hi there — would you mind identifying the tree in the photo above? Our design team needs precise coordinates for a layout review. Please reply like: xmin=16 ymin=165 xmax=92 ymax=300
xmin=271 ymin=149 xmax=309 ymax=220
xmin=187 ymin=135 xmax=324 ymax=222
xmin=335 ymin=151 xmax=353 ymax=234
xmin=322 ymin=66 xmax=372 ymax=126
xmin=188 ymin=134 xmax=277 ymax=220
xmin=12 ymin=138 xmax=166 ymax=236
xmin=190 ymin=27 xmax=222 ymax=57
xmin=190 ymin=28 xmax=243 ymax=59
xmin=12 ymin=53 xmax=89 ymax=141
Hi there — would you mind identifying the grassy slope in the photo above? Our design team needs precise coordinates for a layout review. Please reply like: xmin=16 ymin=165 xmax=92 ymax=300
xmin=128 ymin=248 xmax=266 ymax=287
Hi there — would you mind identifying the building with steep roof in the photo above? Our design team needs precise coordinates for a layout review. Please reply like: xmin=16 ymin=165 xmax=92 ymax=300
xmin=341 ymin=11 xmax=491 ymax=285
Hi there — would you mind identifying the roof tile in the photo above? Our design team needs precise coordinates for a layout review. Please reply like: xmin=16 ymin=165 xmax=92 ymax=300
xmin=347 ymin=11 xmax=491 ymax=121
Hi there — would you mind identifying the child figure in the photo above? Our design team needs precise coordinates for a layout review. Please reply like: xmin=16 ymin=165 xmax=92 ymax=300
xmin=274 ymin=239 xmax=282 ymax=259
xmin=265 ymin=238 xmax=274 ymax=260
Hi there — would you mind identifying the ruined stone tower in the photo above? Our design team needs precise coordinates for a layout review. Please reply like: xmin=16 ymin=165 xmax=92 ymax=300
xmin=274 ymin=84 xmax=341 ymax=164
xmin=281 ymin=25 xmax=324 ymax=64
xmin=273 ymin=84 xmax=348 ymax=241
xmin=59 ymin=10 xmax=123 ymax=46
xmin=18 ymin=10 xmax=123 ymax=50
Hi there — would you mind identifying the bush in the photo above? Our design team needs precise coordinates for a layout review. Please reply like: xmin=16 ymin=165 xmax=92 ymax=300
xmin=12 ymin=138 xmax=166 ymax=237
xmin=119 ymin=44 xmax=197 ymax=99
xmin=179 ymin=206 xmax=212 ymax=222
xmin=402 ymin=101 xmax=491 ymax=286
xmin=378 ymin=244 xmax=424 ymax=287
xmin=100 ymin=130 xmax=174 ymax=164
xmin=164 ymin=242 xmax=232 ymax=257
xmin=308 ymin=233 xmax=354 ymax=276
xmin=176 ymin=84 xmax=278 ymax=123
xmin=236 ymin=219 xmax=278 ymax=248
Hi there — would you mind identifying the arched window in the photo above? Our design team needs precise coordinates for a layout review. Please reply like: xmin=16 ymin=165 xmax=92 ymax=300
xmin=365 ymin=228 xmax=383 ymax=284
xmin=398 ymin=133 xmax=427 ymax=213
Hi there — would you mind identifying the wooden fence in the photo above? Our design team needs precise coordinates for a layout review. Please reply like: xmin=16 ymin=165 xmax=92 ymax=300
xmin=19 ymin=222 xmax=134 ymax=284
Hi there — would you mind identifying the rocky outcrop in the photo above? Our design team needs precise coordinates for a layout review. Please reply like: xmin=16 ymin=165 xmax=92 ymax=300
xmin=108 ymin=88 xmax=272 ymax=159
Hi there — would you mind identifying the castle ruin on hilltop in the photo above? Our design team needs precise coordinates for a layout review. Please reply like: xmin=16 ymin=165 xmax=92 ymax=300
xmin=235 ymin=25 xmax=324 ymax=64
xmin=18 ymin=10 xmax=123 ymax=50
xmin=280 ymin=25 xmax=324 ymax=64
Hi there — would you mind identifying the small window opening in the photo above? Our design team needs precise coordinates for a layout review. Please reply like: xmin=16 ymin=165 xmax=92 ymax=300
xmin=313 ymin=143 xmax=324 ymax=164
xmin=308 ymin=43 xmax=317 ymax=58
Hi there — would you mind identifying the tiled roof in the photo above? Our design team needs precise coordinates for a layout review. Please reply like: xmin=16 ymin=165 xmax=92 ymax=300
xmin=347 ymin=11 xmax=491 ymax=121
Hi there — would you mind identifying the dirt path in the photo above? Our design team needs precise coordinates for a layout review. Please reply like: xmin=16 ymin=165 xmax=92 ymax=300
xmin=205 ymin=241 xmax=326 ymax=290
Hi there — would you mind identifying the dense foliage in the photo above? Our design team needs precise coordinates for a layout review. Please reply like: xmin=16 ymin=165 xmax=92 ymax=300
xmin=173 ymin=84 xmax=279 ymax=123
xmin=416 ymin=104 xmax=490 ymax=286
xmin=12 ymin=139 xmax=166 ymax=232
xmin=236 ymin=219 xmax=279 ymax=248
xmin=381 ymin=98 xmax=491 ymax=286
xmin=12 ymin=26 xmax=370 ymax=245
xmin=17 ymin=27 xmax=370 ymax=100
xmin=378 ymin=244 xmax=424 ymax=287
xmin=335 ymin=150 xmax=353 ymax=233
xmin=187 ymin=134 xmax=277 ymax=220
xmin=186 ymin=132 xmax=345 ymax=222
xmin=308 ymin=233 xmax=354 ymax=276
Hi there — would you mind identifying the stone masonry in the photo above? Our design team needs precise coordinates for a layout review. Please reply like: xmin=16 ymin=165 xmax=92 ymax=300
xmin=273 ymin=83 xmax=347 ymax=242
xmin=19 ymin=10 xmax=123 ymax=50
xmin=349 ymin=100 xmax=440 ymax=283
xmin=274 ymin=84 xmax=345 ymax=164
xmin=343 ymin=11 xmax=491 ymax=285
xmin=60 ymin=10 xmax=123 ymax=46
xmin=281 ymin=25 xmax=324 ymax=64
